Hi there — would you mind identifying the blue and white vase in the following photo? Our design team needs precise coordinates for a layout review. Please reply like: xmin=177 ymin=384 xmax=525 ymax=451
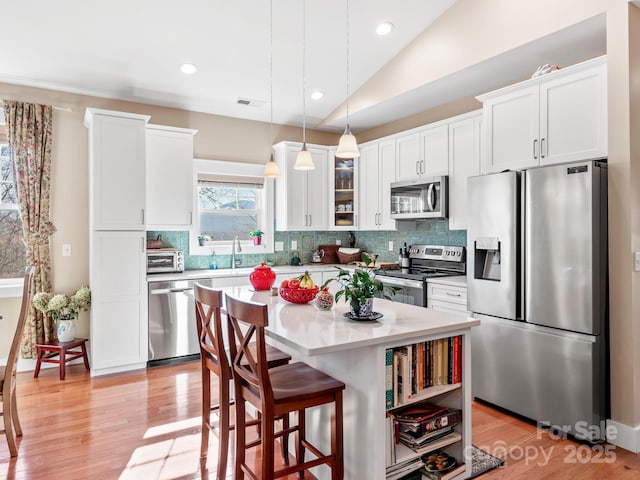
xmin=57 ymin=315 xmax=76 ymax=342
xmin=350 ymin=297 xmax=374 ymax=318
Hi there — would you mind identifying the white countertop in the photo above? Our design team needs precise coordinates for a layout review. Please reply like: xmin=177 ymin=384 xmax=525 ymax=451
xmin=147 ymin=264 xmax=341 ymax=282
xmin=222 ymin=287 xmax=479 ymax=356
xmin=425 ymin=275 xmax=468 ymax=287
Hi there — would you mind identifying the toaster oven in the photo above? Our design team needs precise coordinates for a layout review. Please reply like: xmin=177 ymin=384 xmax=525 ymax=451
xmin=147 ymin=249 xmax=184 ymax=274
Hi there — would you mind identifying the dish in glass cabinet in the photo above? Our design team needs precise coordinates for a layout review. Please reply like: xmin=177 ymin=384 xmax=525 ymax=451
xmin=343 ymin=312 xmax=383 ymax=322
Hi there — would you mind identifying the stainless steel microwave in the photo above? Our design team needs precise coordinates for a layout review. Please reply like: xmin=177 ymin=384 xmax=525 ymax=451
xmin=390 ymin=176 xmax=448 ymax=219
xmin=147 ymin=249 xmax=184 ymax=274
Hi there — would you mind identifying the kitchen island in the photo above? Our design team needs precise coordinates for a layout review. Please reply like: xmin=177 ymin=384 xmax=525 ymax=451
xmin=222 ymin=287 xmax=480 ymax=480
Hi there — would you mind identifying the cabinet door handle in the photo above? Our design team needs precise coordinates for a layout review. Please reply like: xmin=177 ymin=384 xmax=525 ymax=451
xmin=416 ymin=161 xmax=420 ymax=175
xmin=140 ymin=237 xmax=145 ymax=253
xmin=141 ymin=208 xmax=145 ymax=225
xmin=533 ymin=139 xmax=538 ymax=160
xmin=541 ymin=138 xmax=546 ymax=158
xmin=446 ymin=292 xmax=462 ymax=297
xmin=189 ymin=211 xmax=193 ymax=226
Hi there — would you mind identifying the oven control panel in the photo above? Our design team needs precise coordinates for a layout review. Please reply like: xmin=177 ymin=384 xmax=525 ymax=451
xmin=409 ymin=244 xmax=465 ymax=262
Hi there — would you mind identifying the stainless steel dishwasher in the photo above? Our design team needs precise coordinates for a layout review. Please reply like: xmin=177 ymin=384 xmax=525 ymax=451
xmin=148 ymin=279 xmax=204 ymax=364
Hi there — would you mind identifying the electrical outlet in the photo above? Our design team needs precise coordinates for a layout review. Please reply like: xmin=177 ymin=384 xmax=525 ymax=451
xmin=635 ymin=252 xmax=640 ymax=272
xmin=62 ymin=244 xmax=72 ymax=257
xmin=275 ymin=241 xmax=284 ymax=252
xmin=388 ymin=241 xmax=394 ymax=251
xmin=291 ymin=240 xmax=297 ymax=250
xmin=335 ymin=239 xmax=341 ymax=246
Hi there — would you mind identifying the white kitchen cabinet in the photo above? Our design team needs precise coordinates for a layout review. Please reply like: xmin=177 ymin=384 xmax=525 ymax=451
xmin=421 ymin=124 xmax=449 ymax=176
xmin=396 ymin=124 xmax=449 ymax=181
xmin=146 ymin=124 xmax=198 ymax=230
xmin=90 ymin=231 xmax=148 ymax=375
xmin=479 ymin=56 xmax=607 ymax=174
xmin=427 ymin=281 xmax=468 ymax=316
xmin=448 ymin=112 xmax=482 ymax=230
xmin=359 ymin=140 xmax=396 ymax=230
xmin=84 ymin=109 xmax=150 ymax=230
xmin=274 ymin=142 xmax=328 ymax=231
xmin=328 ymin=148 xmax=358 ymax=230
xmin=395 ymin=132 xmax=421 ymax=181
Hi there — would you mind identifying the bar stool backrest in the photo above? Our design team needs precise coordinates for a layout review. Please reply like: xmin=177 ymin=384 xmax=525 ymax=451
xmin=6 ymin=266 xmax=35 ymax=383
xmin=194 ymin=285 xmax=229 ymax=377
xmin=225 ymin=295 xmax=274 ymax=407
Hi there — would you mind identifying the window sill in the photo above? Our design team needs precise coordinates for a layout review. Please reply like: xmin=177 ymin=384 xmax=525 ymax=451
xmin=0 ymin=279 xmax=23 ymax=298
xmin=190 ymin=242 xmax=274 ymax=256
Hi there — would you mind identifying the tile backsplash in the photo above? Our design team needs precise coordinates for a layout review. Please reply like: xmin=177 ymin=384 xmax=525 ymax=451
xmin=148 ymin=220 xmax=466 ymax=270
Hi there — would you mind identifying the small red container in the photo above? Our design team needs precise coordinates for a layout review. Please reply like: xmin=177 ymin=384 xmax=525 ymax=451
xmin=249 ymin=262 xmax=276 ymax=291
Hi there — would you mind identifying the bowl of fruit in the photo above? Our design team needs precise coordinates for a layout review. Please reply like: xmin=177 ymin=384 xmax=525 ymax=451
xmin=279 ymin=271 xmax=319 ymax=304
xmin=424 ymin=451 xmax=457 ymax=473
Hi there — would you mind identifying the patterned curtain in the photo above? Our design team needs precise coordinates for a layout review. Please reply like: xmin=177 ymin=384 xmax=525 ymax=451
xmin=3 ymin=100 xmax=56 ymax=358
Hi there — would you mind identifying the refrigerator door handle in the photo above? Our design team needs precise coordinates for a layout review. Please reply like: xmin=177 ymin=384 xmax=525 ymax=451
xmin=519 ymin=171 xmax=526 ymax=321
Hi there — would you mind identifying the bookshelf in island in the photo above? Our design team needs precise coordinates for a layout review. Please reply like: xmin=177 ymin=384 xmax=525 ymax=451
xmin=220 ymin=286 xmax=480 ymax=480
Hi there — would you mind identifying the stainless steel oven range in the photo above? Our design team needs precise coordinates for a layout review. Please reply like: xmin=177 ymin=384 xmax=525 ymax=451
xmin=375 ymin=244 xmax=465 ymax=307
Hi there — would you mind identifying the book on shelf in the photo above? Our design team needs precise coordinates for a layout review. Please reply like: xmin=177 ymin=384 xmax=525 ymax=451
xmin=393 ymin=403 xmax=448 ymax=424
xmin=386 ymin=457 xmax=423 ymax=480
xmin=420 ymin=463 xmax=466 ymax=480
xmin=388 ymin=336 xmax=463 ymax=407
xmin=398 ymin=426 xmax=454 ymax=449
xmin=386 ymin=349 xmax=394 ymax=410
xmin=394 ymin=403 xmax=462 ymax=438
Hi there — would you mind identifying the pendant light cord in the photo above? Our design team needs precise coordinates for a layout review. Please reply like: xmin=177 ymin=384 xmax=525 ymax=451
xmin=302 ymin=0 xmax=307 ymax=145
xmin=346 ymin=0 xmax=350 ymax=124
xmin=270 ymin=0 xmax=273 ymax=143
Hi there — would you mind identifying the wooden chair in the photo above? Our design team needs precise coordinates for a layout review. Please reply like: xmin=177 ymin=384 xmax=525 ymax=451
xmin=1 ymin=266 xmax=35 ymax=457
xmin=225 ymin=293 xmax=345 ymax=480
xmin=194 ymin=284 xmax=292 ymax=479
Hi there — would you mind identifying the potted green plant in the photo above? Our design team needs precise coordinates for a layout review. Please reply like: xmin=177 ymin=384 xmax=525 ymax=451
xmin=323 ymin=254 xmax=399 ymax=318
xmin=197 ymin=234 xmax=211 ymax=246
xmin=32 ymin=287 xmax=91 ymax=342
xmin=250 ymin=229 xmax=264 ymax=245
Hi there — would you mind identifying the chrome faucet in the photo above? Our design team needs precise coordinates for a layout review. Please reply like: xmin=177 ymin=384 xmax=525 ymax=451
xmin=231 ymin=235 xmax=242 ymax=269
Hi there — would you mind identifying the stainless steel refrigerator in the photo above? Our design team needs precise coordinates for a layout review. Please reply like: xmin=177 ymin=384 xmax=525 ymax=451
xmin=467 ymin=160 xmax=608 ymax=441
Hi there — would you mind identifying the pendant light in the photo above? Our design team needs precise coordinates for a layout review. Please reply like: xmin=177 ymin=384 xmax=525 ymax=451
xmin=294 ymin=0 xmax=315 ymax=170
xmin=263 ymin=0 xmax=281 ymax=178
xmin=335 ymin=0 xmax=360 ymax=159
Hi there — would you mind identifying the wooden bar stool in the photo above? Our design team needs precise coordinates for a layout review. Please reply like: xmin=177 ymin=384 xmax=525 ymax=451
xmin=225 ymin=293 xmax=345 ymax=480
xmin=34 ymin=338 xmax=90 ymax=380
xmin=194 ymin=284 xmax=292 ymax=480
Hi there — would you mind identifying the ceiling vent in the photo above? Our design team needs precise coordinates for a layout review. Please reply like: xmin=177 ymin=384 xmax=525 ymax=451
xmin=236 ymin=97 xmax=265 ymax=108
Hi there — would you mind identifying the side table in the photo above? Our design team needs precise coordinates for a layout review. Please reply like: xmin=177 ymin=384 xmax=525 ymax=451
xmin=34 ymin=338 xmax=90 ymax=380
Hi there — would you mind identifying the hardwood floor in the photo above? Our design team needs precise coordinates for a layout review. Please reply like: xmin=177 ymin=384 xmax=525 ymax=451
xmin=0 ymin=360 xmax=304 ymax=480
xmin=1 ymin=360 xmax=638 ymax=479
xmin=472 ymin=401 xmax=640 ymax=479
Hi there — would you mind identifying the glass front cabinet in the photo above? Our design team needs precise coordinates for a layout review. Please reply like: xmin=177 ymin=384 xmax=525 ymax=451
xmin=328 ymin=148 xmax=359 ymax=230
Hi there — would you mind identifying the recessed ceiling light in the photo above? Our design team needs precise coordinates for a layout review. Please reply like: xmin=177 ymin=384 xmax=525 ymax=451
xmin=311 ymin=91 xmax=324 ymax=100
xmin=376 ymin=22 xmax=394 ymax=36
xmin=179 ymin=63 xmax=198 ymax=75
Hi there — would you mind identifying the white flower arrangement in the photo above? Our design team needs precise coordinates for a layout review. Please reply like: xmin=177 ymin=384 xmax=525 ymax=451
xmin=32 ymin=287 xmax=91 ymax=322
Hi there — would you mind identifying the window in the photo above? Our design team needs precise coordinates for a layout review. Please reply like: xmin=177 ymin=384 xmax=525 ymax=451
xmin=0 ymin=142 xmax=26 ymax=280
xmin=191 ymin=159 xmax=274 ymax=255
xmin=198 ymin=181 xmax=261 ymax=241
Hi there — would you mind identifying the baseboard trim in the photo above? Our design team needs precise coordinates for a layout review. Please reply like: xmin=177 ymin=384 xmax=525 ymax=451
xmin=607 ymin=419 xmax=640 ymax=453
